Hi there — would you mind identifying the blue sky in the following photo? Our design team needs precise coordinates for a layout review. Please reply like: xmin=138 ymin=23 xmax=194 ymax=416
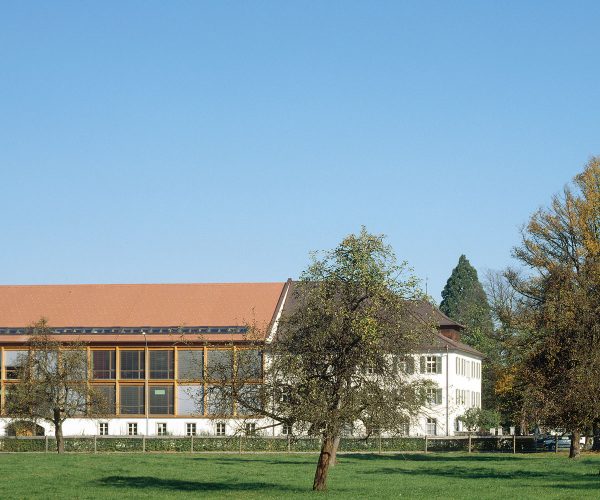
xmin=1 ymin=1 xmax=599 ymax=301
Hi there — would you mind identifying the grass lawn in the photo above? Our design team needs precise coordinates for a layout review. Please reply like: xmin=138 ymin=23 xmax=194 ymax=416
xmin=1 ymin=452 xmax=599 ymax=499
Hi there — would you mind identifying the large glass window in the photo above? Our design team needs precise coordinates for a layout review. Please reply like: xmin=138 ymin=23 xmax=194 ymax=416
xmin=92 ymin=385 xmax=116 ymax=414
xmin=177 ymin=385 xmax=204 ymax=416
xmin=207 ymin=350 xmax=233 ymax=381
xmin=177 ymin=350 xmax=203 ymax=380
xmin=149 ymin=350 xmax=174 ymax=379
xmin=237 ymin=350 xmax=262 ymax=380
xmin=92 ymin=350 xmax=116 ymax=379
xmin=237 ymin=385 xmax=262 ymax=416
xmin=207 ymin=385 xmax=233 ymax=415
xmin=4 ymin=350 xmax=28 ymax=379
xmin=120 ymin=350 xmax=145 ymax=379
xmin=120 ymin=385 xmax=145 ymax=414
xmin=149 ymin=385 xmax=174 ymax=415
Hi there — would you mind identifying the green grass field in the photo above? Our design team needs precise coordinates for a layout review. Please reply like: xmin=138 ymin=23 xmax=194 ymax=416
xmin=1 ymin=452 xmax=599 ymax=499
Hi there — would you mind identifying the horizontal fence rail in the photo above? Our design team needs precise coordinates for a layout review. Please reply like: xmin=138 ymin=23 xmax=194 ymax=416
xmin=0 ymin=435 xmax=544 ymax=454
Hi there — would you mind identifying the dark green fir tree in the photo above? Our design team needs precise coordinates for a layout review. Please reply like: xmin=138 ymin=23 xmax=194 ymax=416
xmin=439 ymin=255 xmax=493 ymax=350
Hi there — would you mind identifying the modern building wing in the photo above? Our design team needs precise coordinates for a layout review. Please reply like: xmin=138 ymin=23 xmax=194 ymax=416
xmin=0 ymin=280 xmax=481 ymax=437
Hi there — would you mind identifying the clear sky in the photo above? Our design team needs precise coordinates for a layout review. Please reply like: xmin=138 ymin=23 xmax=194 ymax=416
xmin=1 ymin=1 xmax=599 ymax=301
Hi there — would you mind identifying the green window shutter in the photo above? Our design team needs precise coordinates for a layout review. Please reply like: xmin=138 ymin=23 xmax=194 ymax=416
xmin=436 ymin=388 xmax=443 ymax=405
xmin=420 ymin=357 xmax=426 ymax=373
xmin=407 ymin=357 xmax=414 ymax=375
xmin=436 ymin=356 xmax=443 ymax=374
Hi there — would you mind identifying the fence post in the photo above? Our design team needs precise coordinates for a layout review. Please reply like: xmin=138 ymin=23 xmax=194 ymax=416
xmin=94 ymin=435 xmax=97 ymax=454
xmin=468 ymin=434 xmax=472 ymax=453
xmin=512 ymin=434 xmax=516 ymax=454
xmin=555 ymin=435 xmax=558 ymax=453
xmin=45 ymin=435 xmax=49 ymax=453
xmin=378 ymin=433 xmax=382 ymax=454
xmin=239 ymin=434 xmax=243 ymax=454
xmin=287 ymin=434 xmax=291 ymax=453
xmin=143 ymin=435 xmax=146 ymax=453
xmin=191 ymin=435 xmax=194 ymax=453
xmin=425 ymin=435 xmax=428 ymax=453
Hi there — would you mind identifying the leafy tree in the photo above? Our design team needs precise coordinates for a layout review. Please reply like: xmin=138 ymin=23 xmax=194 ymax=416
xmin=459 ymin=407 xmax=501 ymax=433
xmin=6 ymin=319 xmax=109 ymax=453
xmin=440 ymin=255 xmax=494 ymax=349
xmin=507 ymin=157 xmax=600 ymax=459
xmin=259 ymin=228 xmax=434 ymax=491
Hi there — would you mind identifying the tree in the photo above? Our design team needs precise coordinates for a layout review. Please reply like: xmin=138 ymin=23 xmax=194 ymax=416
xmin=5 ymin=319 xmax=109 ymax=453
xmin=507 ymin=157 xmax=600 ymax=458
xmin=459 ymin=407 xmax=501 ymax=433
xmin=263 ymin=228 xmax=434 ymax=491
xmin=440 ymin=255 xmax=494 ymax=349
xmin=440 ymin=256 xmax=499 ymax=411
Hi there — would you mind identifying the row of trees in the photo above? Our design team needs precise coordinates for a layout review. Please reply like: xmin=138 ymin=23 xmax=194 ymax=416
xmin=439 ymin=156 xmax=600 ymax=459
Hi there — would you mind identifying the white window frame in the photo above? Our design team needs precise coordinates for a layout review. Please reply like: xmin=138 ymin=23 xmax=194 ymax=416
xmin=127 ymin=422 xmax=138 ymax=436
xmin=186 ymin=423 xmax=197 ymax=436
xmin=99 ymin=422 xmax=109 ymax=436
xmin=426 ymin=418 xmax=437 ymax=436
xmin=215 ymin=422 xmax=226 ymax=436
xmin=156 ymin=422 xmax=167 ymax=436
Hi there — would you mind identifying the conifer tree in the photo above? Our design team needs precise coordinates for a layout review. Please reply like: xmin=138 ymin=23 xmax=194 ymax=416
xmin=440 ymin=255 xmax=493 ymax=349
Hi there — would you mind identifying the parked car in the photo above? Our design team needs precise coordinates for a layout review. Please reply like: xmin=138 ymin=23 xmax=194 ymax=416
xmin=542 ymin=436 xmax=571 ymax=451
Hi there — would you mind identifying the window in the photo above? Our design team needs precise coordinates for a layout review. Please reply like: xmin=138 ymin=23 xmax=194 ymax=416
xmin=426 ymin=418 xmax=437 ymax=436
xmin=280 ymin=386 xmax=291 ymax=404
xmin=156 ymin=422 xmax=167 ymax=436
xmin=215 ymin=422 xmax=226 ymax=436
xmin=237 ymin=350 xmax=262 ymax=380
xmin=120 ymin=350 xmax=145 ymax=379
xmin=99 ymin=423 xmax=109 ymax=436
xmin=178 ymin=350 xmax=203 ymax=380
xmin=92 ymin=350 xmax=116 ymax=379
xmin=245 ymin=422 xmax=256 ymax=436
xmin=177 ymin=385 xmax=203 ymax=416
xmin=426 ymin=388 xmax=443 ymax=405
xmin=455 ymin=418 xmax=461 ymax=432
xmin=4 ymin=350 xmax=27 ymax=379
xmin=127 ymin=423 xmax=138 ymax=436
xmin=186 ymin=423 xmax=197 ymax=436
xmin=120 ymin=385 xmax=145 ymax=414
xmin=149 ymin=350 xmax=174 ymax=379
xmin=399 ymin=422 xmax=410 ymax=436
xmin=237 ymin=385 xmax=261 ymax=415
xmin=207 ymin=386 xmax=233 ymax=416
xmin=92 ymin=385 xmax=116 ymax=414
xmin=421 ymin=356 xmax=442 ymax=374
xmin=397 ymin=356 xmax=414 ymax=374
xmin=149 ymin=385 xmax=174 ymax=415
xmin=281 ymin=423 xmax=292 ymax=436
xmin=207 ymin=350 xmax=233 ymax=381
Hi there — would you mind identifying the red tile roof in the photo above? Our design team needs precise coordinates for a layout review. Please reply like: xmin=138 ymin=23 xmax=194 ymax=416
xmin=0 ymin=283 xmax=286 ymax=331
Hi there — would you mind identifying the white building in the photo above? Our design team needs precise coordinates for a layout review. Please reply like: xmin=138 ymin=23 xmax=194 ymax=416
xmin=0 ymin=281 xmax=482 ymax=438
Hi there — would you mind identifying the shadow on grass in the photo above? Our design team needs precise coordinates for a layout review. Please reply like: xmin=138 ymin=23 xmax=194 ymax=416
xmin=94 ymin=476 xmax=299 ymax=493
xmin=344 ymin=453 xmax=522 ymax=462
xmin=193 ymin=456 xmax=317 ymax=466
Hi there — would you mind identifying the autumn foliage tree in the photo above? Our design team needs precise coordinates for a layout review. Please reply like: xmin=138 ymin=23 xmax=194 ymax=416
xmin=507 ymin=157 xmax=600 ymax=458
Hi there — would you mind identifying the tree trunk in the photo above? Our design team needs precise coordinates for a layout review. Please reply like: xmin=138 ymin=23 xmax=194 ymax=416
xmin=54 ymin=409 xmax=64 ymax=454
xmin=330 ymin=436 xmax=341 ymax=467
xmin=592 ymin=422 xmax=600 ymax=452
xmin=313 ymin=435 xmax=336 ymax=491
xmin=569 ymin=430 xmax=580 ymax=459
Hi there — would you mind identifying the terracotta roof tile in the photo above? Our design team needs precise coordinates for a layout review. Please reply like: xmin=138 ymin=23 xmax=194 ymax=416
xmin=0 ymin=283 xmax=286 ymax=331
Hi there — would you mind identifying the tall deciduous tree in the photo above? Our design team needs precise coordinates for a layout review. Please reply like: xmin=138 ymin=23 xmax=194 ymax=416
xmin=507 ymin=157 xmax=600 ymax=458
xmin=6 ymin=319 xmax=108 ymax=453
xmin=266 ymin=228 xmax=433 ymax=491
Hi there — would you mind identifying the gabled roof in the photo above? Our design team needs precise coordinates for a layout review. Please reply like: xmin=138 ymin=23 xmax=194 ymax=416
xmin=0 ymin=283 xmax=286 ymax=331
